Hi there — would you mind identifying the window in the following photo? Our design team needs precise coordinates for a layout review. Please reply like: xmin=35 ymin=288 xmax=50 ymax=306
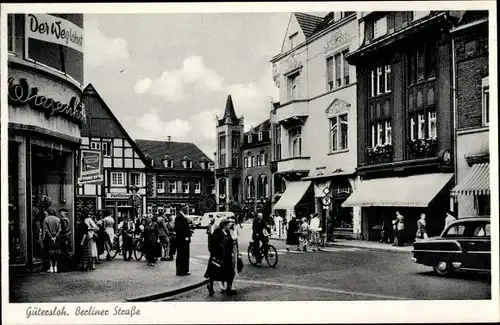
xmin=329 ymin=114 xmax=349 ymax=152
xmin=275 ymin=125 xmax=282 ymax=160
xmin=90 ymin=141 xmax=101 ymax=150
xmin=482 ymin=77 xmax=489 ymax=126
xmin=289 ymin=32 xmax=298 ymax=50
xmin=248 ymin=135 xmax=253 ymax=143
xmin=219 ymin=153 xmax=226 ymax=168
xmin=232 ymin=131 xmax=240 ymax=148
xmin=371 ymin=70 xmax=376 ymax=97
xmin=211 ymin=184 xmax=215 ymax=194
xmin=244 ymin=156 xmax=248 ymax=168
xmin=251 ymin=156 xmax=256 ymax=167
xmin=385 ymin=120 xmax=392 ymax=145
xmin=157 ymin=180 xmax=165 ymax=193
xmin=408 ymin=42 xmax=436 ymax=84
xmin=260 ymin=151 xmax=266 ymax=166
xmin=376 ymin=67 xmax=383 ymax=95
xmin=377 ymin=122 xmax=383 ymax=145
xmin=231 ymin=153 xmax=239 ymax=167
xmin=218 ymin=135 xmax=226 ymax=151
xmin=256 ymin=154 xmax=260 ymax=166
xmin=374 ymin=16 xmax=388 ymax=39
xmin=101 ymin=142 xmax=112 ymax=157
xmin=335 ymin=52 xmax=342 ymax=88
xmin=246 ymin=177 xmax=255 ymax=199
xmin=343 ymin=50 xmax=350 ymax=85
xmin=384 ymin=65 xmax=391 ymax=93
xmin=287 ymin=72 xmax=299 ymax=101
xmin=189 ymin=161 xmax=193 ymax=168
xmin=289 ymin=127 xmax=302 ymax=157
xmin=164 ymin=159 xmax=173 ymax=168
xmin=182 ymin=181 xmax=189 ymax=194
xmin=475 ymin=195 xmax=490 ymax=216
xmin=258 ymin=132 xmax=263 ymax=141
xmin=130 ymin=173 xmax=142 ymax=187
xmin=111 ymin=172 xmax=124 ymax=186
xmin=371 ymin=124 xmax=376 ymax=147
xmin=168 ymin=181 xmax=177 ymax=194
xmin=410 ymin=117 xmax=416 ymax=140
xmin=195 ymin=182 xmax=201 ymax=194
xmin=418 ymin=113 xmax=426 ymax=139
xmin=8 ymin=15 xmax=14 ymax=53
xmin=326 ymin=56 xmax=334 ymax=90
xmin=428 ymin=110 xmax=437 ymax=139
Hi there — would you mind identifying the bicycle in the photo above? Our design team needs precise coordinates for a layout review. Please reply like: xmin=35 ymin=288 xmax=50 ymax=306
xmin=247 ymin=236 xmax=278 ymax=268
xmin=133 ymin=236 xmax=145 ymax=261
xmin=105 ymin=235 xmax=121 ymax=260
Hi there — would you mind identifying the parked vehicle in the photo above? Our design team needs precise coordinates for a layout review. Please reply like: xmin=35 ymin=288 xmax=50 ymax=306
xmin=186 ymin=215 xmax=202 ymax=228
xmin=411 ymin=217 xmax=490 ymax=275
xmin=200 ymin=211 xmax=235 ymax=228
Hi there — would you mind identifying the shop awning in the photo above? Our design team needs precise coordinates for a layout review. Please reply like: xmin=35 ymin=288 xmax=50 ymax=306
xmin=451 ymin=163 xmax=490 ymax=196
xmin=342 ymin=173 xmax=454 ymax=208
xmin=314 ymin=181 xmax=332 ymax=198
xmin=273 ymin=181 xmax=312 ymax=211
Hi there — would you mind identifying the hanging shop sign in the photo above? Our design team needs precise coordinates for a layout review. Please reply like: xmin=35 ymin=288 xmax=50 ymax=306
xmin=8 ymin=78 xmax=86 ymax=124
xmin=26 ymin=14 xmax=83 ymax=53
xmin=78 ymin=150 xmax=104 ymax=185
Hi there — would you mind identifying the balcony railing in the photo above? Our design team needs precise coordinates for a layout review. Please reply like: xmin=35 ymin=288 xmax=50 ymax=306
xmin=277 ymin=156 xmax=310 ymax=173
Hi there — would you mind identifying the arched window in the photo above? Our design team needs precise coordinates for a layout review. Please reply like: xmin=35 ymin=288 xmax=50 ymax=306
xmin=245 ymin=176 xmax=255 ymax=199
xmin=289 ymin=126 xmax=302 ymax=157
xmin=263 ymin=175 xmax=269 ymax=197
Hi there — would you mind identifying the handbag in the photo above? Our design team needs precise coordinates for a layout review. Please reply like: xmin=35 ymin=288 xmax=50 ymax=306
xmin=237 ymin=253 xmax=244 ymax=273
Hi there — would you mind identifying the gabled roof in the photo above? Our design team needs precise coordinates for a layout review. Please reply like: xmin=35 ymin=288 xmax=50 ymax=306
xmin=294 ymin=12 xmax=325 ymax=39
xmin=217 ymin=95 xmax=242 ymax=126
xmin=135 ymin=139 xmax=213 ymax=171
xmin=246 ymin=119 xmax=271 ymax=135
xmin=82 ymin=83 xmax=149 ymax=166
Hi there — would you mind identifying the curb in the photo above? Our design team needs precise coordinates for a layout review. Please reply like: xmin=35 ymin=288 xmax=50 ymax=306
xmin=327 ymin=242 xmax=412 ymax=254
xmin=126 ymin=279 xmax=210 ymax=302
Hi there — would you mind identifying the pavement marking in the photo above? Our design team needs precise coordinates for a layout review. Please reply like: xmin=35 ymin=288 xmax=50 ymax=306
xmin=234 ymin=278 xmax=411 ymax=300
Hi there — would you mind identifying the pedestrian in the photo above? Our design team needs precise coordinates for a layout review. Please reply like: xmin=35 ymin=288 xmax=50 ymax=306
xmin=75 ymin=213 xmax=89 ymax=271
xmin=157 ymin=216 xmax=170 ymax=261
xmin=175 ymin=211 xmax=192 ymax=276
xmin=204 ymin=218 xmax=236 ymax=296
xmin=84 ymin=213 xmax=99 ymax=270
xmin=43 ymin=208 xmax=61 ymax=273
xmin=286 ymin=215 xmax=300 ymax=252
xmin=444 ymin=211 xmax=458 ymax=234
xmin=121 ymin=215 xmax=135 ymax=261
xmin=310 ymin=213 xmax=322 ymax=251
xmin=299 ymin=217 xmax=311 ymax=252
xmin=58 ymin=208 xmax=71 ymax=270
xmin=224 ymin=216 xmax=241 ymax=292
xmin=102 ymin=210 xmax=116 ymax=260
xmin=394 ymin=211 xmax=405 ymax=247
xmin=95 ymin=213 xmax=105 ymax=263
xmin=144 ymin=215 xmax=160 ymax=266
xmin=415 ymin=213 xmax=428 ymax=241
xmin=166 ymin=215 xmax=176 ymax=261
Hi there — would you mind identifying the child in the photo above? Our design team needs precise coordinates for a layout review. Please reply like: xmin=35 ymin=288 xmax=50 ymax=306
xmin=300 ymin=218 xmax=310 ymax=252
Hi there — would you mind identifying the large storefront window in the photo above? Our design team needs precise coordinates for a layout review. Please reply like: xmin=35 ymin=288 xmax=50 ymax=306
xmin=30 ymin=138 xmax=74 ymax=263
xmin=9 ymin=141 xmax=22 ymax=264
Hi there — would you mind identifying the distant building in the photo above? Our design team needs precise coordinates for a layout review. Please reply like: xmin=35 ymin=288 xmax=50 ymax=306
xmin=78 ymin=84 xmax=149 ymax=221
xmin=450 ymin=11 xmax=490 ymax=217
xmin=136 ymin=139 xmax=215 ymax=216
xmin=214 ymin=95 xmax=273 ymax=213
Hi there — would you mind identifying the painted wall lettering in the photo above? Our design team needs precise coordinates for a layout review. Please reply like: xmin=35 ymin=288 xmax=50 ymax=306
xmin=8 ymin=77 xmax=86 ymax=124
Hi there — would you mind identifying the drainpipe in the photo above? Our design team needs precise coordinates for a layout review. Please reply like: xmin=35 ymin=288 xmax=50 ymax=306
xmin=451 ymin=30 xmax=458 ymax=213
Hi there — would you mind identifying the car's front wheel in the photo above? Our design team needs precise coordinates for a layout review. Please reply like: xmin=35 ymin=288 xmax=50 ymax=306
xmin=433 ymin=261 xmax=458 ymax=275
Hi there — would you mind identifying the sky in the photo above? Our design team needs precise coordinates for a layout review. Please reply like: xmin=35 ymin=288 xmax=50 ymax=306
xmin=83 ymin=13 xmax=299 ymax=158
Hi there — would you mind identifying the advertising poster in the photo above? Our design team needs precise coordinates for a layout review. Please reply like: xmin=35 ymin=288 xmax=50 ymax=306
xmin=78 ymin=149 xmax=103 ymax=185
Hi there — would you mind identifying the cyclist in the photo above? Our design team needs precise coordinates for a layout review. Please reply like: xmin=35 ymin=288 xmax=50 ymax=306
xmin=252 ymin=212 xmax=271 ymax=264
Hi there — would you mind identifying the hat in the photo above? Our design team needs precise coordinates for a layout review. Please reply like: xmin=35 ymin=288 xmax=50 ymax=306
xmin=219 ymin=218 xmax=230 ymax=227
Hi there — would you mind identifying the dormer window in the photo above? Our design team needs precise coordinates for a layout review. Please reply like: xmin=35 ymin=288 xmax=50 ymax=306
xmin=247 ymin=135 xmax=253 ymax=143
xmin=182 ymin=157 xmax=192 ymax=168
xmin=163 ymin=155 xmax=173 ymax=168
xmin=258 ymin=132 xmax=263 ymax=141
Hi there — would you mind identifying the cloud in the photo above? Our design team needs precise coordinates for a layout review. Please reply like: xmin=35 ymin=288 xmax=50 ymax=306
xmin=148 ymin=56 xmax=224 ymax=102
xmin=190 ymin=109 xmax=219 ymax=140
xmin=136 ymin=111 xmax=192 ymax=139
xmin=134 ymin=78 xmax=152 ymax=94
xmin=85 ymin=19 xmax=130 ymax=69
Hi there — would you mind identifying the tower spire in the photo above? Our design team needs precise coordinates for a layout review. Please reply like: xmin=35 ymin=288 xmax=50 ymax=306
xmin=223 ymin=95 xmax=238 ymax=122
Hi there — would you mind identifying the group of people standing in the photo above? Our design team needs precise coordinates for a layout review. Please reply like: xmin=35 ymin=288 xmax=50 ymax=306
xmin=42 ymin=208 xmax=71 ymax=273
xmin=204 ymin=215 xmax=242 ymax=296
xmin=285 ymin=213 xmax=324 ymax=252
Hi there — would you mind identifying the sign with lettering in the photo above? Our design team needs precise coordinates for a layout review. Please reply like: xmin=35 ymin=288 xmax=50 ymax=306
xmin=26 ymin=14 xmax=83 ymax=53
xmin=106 ymin=193 xmax=131 ymax=199
xmin=78 ymin=150 xmax=103 ymax=185
xmin=8 ymin=78 xmax=86 ymax=124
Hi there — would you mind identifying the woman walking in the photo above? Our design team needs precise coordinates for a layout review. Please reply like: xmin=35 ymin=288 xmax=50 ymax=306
xmin=102 ymin=211 xmax=115 ymax=260
xmin=75 ymin=213 xmax=90 ymax=271
xmin=144 ymin=216 xmax=160 ymax=266
xmin=205 ymin=218 xmax=236 ymax=296
xmin=415 ymin=213 xmax=428 ymax=241
xmin=286 ymin=215 xmax=300 ymax=252
xmin=84 ymin=213 xmax=99 ymax=270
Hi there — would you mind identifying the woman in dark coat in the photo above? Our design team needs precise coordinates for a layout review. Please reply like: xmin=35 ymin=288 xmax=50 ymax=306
xmin=75 ymin=213 xmax=89 ymax=271
xmin=144 ymin=216 xmax=160 ymax=266
xmin=286 ymin=216 xmax=300 ymax=251
xmin=205 ymin=218 xmax=236 ymax=296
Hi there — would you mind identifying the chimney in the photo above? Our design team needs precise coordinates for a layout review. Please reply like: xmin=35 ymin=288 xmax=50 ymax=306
xmin=167 ymin=136 xmax=171 ymax=142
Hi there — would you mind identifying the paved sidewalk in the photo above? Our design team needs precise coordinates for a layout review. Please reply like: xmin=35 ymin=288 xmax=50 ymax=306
xmin=270 ymin=235 xmax=413 ymax=254
xmin=9 ymin=257 xmax=207 ymax=303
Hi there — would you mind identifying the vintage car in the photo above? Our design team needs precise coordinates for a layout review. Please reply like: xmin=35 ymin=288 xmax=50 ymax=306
xmin=411 ymin=217 xmax=491 ymax=275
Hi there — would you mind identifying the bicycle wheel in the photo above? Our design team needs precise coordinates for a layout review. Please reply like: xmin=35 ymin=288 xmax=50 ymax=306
xmin=107 ymin=238 xmax=118 ymax=259
xmin=133 ymin=239 xmax=144 ymax=261
xmin=247 ymin=244 xmax=258 ymax=265
xmin=265 ymin=244 xmax=278 ymax=268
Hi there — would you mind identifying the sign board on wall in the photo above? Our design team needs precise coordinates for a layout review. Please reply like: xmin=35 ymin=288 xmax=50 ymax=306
xmin=78 ymin=150 xmax=103 ymax=185
xmin=106 ymin=193 xmax=130 ymax=199
xmin=25 ymin=14 xmax=83 ymax=53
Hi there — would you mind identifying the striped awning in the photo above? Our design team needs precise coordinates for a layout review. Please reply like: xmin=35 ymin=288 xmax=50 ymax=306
xmin=273 ymin=181 xmax=312 ymax=211
xmin=451 ymin=163 xmax=490 ymax=196
xmin=342 ymin=173 xmax=454 ymax=208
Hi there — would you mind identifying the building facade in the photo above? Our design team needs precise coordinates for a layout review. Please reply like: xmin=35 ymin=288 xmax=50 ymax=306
xmin=270 ymin=12 xmax=361 ymax=240
xmin=77 ymin=84 xmax=149 ymax=221
xmin=7 ymin=14 xmax=85 ymax=270
xmin=136 ymin=140 xmax=215 ymax=216
xmin=242 ymin=120 xmax=273 ymax=212
xmin=344 ymin=11 xmax=460 ymax=241
xmin=450 ymin=11 xmax=490 ymax=217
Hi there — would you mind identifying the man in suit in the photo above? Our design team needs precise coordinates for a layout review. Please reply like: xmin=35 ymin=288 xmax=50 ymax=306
xmin=175 ymin=212 xmax=192 ymax=276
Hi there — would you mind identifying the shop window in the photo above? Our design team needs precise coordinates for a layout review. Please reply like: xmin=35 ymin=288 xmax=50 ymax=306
xmin=482 ymin=77 xmax=489 ymax=126
xmin=130 ymin=173 xmax=142 ymax=187
xmin=168 ymin=181 xmax=177 ymax=194
xmin=374 ymin=16 xmax=388 ymax=39
xmin=182 ymin=181 xmax=190 ymax=194
xmin=330 ymin=113 xmax=349 ymax=152
xmin=475 ymin=195 xmax=490 ymax=216
xmin=157 ymin=180 xmax=165 ymax=193
xmin=90 ymin=141 xmax=101 ymax=150
xmin=111 ymin=172 xmax=125 ymax=186
xmin=102 ymin=141 xmax=112 ymax=157
xmin=287 ymin=72 xmax=300 ymax=101
xmin=195 ymin=182 xmax=202 ymax=194
xmin=289 ymin=126 xmax=302 ymax=157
